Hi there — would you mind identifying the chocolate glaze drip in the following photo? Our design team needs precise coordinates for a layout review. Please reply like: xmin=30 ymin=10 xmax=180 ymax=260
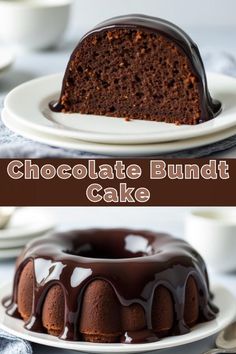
xmin=4 ymin=229 xmax=218 ymax=343
xmin=49 ymin=100 xmax=64 ymax=113
xmin=51 ymin=14 xmax=221 ymax=123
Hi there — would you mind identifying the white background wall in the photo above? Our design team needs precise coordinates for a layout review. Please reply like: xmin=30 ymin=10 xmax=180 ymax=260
xmin=70 ymin=0 xmax=236 ymax=30
xmin=67 ymin=0 xmax=236 ymax=56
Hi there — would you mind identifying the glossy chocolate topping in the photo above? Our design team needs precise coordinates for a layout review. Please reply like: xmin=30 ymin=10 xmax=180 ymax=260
xmin=51 ymin=14 xmax=221 ymax=122
xmin=4 ymin=228 xmax=218 ymax=343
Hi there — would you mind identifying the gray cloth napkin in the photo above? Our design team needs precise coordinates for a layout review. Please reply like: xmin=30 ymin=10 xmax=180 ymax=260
xmin=0 ymin=330 xmax=32 ymax=354
xmin=0 ymin=52 xmax=236 ymax=158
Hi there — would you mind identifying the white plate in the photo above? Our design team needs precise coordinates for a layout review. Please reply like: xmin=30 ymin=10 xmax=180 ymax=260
xmin=4 ymin=72 xmax=236 ymax=145
xmin=0 ymin=48 xmax=14 ymax=76
xmin=3 ymin=108 xmax=236 ymax=157
xmin=0 ymin=208 xmax=55 ymax=241
xmin=0 ymin=233 xmax=51 ymax=249
xmin=0 ymin=283 xmax=235 ymax=353
xmin=0 ymin=247 xmax=22 ymax=259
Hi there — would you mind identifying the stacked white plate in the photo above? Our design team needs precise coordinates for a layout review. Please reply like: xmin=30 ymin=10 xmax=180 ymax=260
xmin=2 ymin=72 xmax=236 ymax=156
xmin=0 ymin=208 xmax=55 ymax=259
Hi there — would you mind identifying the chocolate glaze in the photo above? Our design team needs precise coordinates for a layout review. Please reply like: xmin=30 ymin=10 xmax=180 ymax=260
xmin=51 ymin=14 xmax=221 ymax=123
xmin=4 ymin=229 xmax=218 ymax=343
xmin=49 ymin=100 xmax=64 ymax=113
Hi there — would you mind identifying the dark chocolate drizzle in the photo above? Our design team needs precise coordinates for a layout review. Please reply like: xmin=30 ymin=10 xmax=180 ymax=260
xmin=49 ymin=100 xmax=64 ymax=113
xmin=4 ymin=229 xmax=218 ymax=343
xmin=51 ymin=14 xmax=221 ymax=123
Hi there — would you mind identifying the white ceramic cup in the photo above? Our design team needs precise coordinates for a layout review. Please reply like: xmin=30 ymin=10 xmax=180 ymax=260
xmin=185 ymin=209 xmax=236 ymax=273
xmin=0 ymin=0 xmax=72 ymax=51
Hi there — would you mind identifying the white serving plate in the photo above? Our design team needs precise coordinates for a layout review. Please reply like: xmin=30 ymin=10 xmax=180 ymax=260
xmin=3 ymin=108 xmax=236 ymax=157
xmin=0 ymin=283 xmax=235 ymax=353
xmin=4 ymin=72 xmax=236 ymax=145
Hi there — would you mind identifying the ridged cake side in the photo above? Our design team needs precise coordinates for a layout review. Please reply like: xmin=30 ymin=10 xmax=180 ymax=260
xmin=4 ymin=229 xmax=218 ymax=343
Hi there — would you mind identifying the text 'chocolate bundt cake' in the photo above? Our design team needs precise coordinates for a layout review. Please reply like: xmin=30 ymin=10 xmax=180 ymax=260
xmin=3 ymin=229 xmax=218 ymax=344
xmin=51 ymin=15 xmax=221 ymax=125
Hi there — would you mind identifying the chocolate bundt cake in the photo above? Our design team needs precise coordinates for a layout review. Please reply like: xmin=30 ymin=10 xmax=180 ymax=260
xmin=51 ymin=15 xmax=221 ymax=125
xmin=4 ymin=229 xmax=218 ymax=343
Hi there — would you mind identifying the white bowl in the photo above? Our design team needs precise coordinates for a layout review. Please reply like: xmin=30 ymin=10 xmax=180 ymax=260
xmin=0 ymin=0 xmax=72 ymax=51
xmin=185 ymin=209 xmax=236 ymax=273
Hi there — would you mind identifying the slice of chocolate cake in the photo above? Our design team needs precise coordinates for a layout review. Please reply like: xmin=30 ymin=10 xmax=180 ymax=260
xmin=52 ymin=14 xmax=221 ymax=125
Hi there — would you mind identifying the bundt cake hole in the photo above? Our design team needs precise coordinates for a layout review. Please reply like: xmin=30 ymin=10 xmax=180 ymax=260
xmin=64 ymin=233 xmax=155 ymax=259
xmin=64 ymin=246 xmax=151 ymax=259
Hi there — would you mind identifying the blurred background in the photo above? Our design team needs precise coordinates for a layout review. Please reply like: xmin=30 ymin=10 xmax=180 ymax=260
xmin=72 ymin=0 xmax=236 ymax=28
xmin=0 ymin=0 xmax=236 ymax=79
xmin=70 ymin=0 xmax=236 ymax=54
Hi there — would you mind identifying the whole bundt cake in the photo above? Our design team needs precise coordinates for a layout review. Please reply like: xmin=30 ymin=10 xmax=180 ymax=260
xmin=51 ymin=14 xmax=221 ymax=125
xmin=4 ymin=229 xmax=218 ymax=343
